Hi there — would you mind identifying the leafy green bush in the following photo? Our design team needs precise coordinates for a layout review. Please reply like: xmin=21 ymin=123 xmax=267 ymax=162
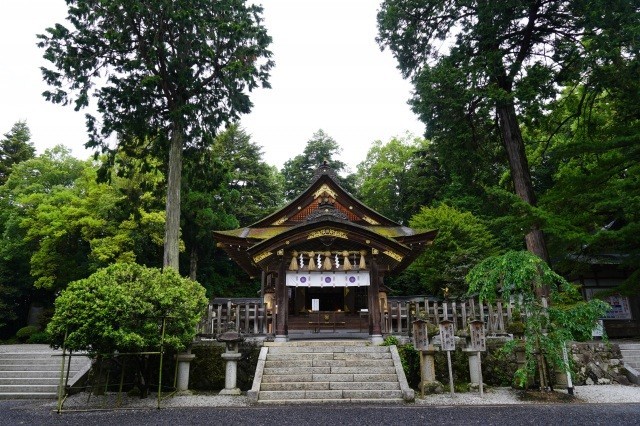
xmin=382 ymin=336 xmax=421 ymax=389
xmin=47 ymin=263 xmax=208 ymax=354
xmin=16 ymin=325 xmax=39 ymax=343
xmin=27 ymin=331 xmax=51 ymax=344
xmin=467 ymin=250 xmax=609 ymax=388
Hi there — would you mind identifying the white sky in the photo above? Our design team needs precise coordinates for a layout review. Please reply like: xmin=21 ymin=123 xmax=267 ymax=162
xmin=0 ymin=0 xmax=424 ymax=171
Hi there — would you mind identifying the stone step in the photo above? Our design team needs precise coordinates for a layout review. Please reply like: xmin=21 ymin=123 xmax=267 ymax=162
xmin=0 ymin=377 xmax=61 ymax=386
xmin=264 ymin=359 xmax=393 ymax=368
xmin=260 ymin=381 xmax=400 ymax=391
xmin=0 ymin=370 xmax=62 ymax=379
xmin=0 ymin=364 xmax=62 ymax=371
xmin=262 ymin=373 xmax=399 ymax=383
xmin=258 ymin=389 xmax=403 ymax=401
xmin=266 ymin=346 xmax=389 ymax=354
xmin=0 ymin=392 xmax=58 ymax=399
xmin=266 ymin=352 xmax=391 ymax=361
xmin=618 ymin=343 xmax=640 ymax=350
xmin=0 ymin=384 xmax=59 ymax=393
xmin=264 ymin=341 xmax=368 ymax=347
xmin=263 ymin=366 xmax=396 ymax=376
xmin=256 ymin=397 xmax=405 ymax=405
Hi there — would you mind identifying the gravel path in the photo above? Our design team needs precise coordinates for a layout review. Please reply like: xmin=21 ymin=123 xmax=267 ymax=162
xmin=43 ymin=384 xmax=640 ymax=410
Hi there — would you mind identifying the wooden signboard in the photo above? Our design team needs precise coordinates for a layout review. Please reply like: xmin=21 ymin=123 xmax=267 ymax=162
xmin=412 ymin=319 xmax=429 ymax=351
xmin=469 ymin=320 xmax=486 ymax=352
xmin=439 ymin=320 xmax=455 ymax=351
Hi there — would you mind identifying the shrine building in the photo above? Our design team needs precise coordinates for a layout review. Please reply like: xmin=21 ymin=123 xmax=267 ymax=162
xmin=213 ymin=162 xmax=437 ymax=343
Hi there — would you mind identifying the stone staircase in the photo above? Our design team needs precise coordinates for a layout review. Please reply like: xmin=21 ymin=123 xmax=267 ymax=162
xmin=249 ymin=340 xmax=414 ymax=404
xmin=0 ymin=345 xmax=90 ymax=399
xmin=618 ymin=342 xmax=640 ymax=370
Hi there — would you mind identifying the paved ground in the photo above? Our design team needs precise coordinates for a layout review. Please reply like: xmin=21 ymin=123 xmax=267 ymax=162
xmin=2 ymin=399 xmax=640 ymax=425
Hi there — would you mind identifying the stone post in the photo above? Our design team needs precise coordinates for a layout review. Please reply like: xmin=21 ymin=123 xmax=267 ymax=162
xmin=219 ymin=350 xmax=242 ymax=395
xmin=175 ymin=349 xmax=196 ymax=392
xmin=217 ymin=322 xmax=245 ymax=396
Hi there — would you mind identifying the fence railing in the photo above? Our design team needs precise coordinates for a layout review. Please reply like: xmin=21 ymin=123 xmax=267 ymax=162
xmin=196 ymin=296 xmax=526 ymax=338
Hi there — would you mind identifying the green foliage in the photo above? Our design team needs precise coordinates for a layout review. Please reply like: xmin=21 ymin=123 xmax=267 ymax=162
xmin=211 ymin=125 xmax=284 ymax=226
xmin=38 ymin=0 xmax=274 ymax=270
xmin=281 ymin=130 xmax=354 ymax=199
xmin=355 ymin=135 xmax=444 ymax=224
xmin=382 ymin=336 xmax=421 ymax=389
xmin=0 ymin=121 xmax=35 ymax=185
xmin=15 ymin=325 xmax=39 ymax=343
xmin=466 ymin=251 xmax=610 ymax=387
xmin=27 ymin=331 xmax=51 ymax=344
xmin=393 ymin=204 xmax=499 ymax=296
xmin=47 ymin=263 xmax=208 ymax=354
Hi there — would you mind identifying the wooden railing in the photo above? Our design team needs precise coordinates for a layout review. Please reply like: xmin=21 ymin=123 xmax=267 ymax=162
xmin=196 ymin=296 xmax=525 ymax=338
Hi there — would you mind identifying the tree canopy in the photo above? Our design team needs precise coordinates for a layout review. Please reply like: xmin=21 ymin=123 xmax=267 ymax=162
xmin=0 ymin=121 xmax=35 ymax=185
xmin=38 ymin=0 xmax=273 ymax=270
xmin=47 ymin=262 xmax=207 ymax=354
xmin=377 ymin=0 xmax=639 ymax=279
xmin=281 ymin=130 xmax=354 ymax=199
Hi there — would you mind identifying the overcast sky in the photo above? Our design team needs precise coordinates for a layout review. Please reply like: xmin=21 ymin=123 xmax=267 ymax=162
xmin=0 ymin=0 xmax=424 ymax=171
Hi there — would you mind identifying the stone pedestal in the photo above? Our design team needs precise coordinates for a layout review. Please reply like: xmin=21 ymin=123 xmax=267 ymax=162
xmin=370 ymin=334 xmax=384 ymax=345
xmin=175 ymin=350 xmax=196 ymax=392
xmin=274 ymin=335 xmax=289 ymax=343
xmin=419 ymin=348 xmax=441 ymax=395
xmin=219 ymin=352 xmax=243 ymax=395
xmin=464 ymin=349 xmax=482 ymax=385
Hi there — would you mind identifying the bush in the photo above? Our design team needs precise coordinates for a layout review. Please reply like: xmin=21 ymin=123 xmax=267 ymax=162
xmin=27 ymin=331 xmax=51 ymax=344
xmin=47 ymin=263 xmax=208 ymax=354
xmin=16 ymin=325 xmax=40 ymax=343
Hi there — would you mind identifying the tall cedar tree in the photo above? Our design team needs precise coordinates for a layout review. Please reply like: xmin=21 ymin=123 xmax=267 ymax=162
xmin=377 ymin=0 xmax=636 ymax=296
xmin=0 ymin=121 xmax=35 ymax=185
xmin=38 ymin=0 xmax=273 ymax=270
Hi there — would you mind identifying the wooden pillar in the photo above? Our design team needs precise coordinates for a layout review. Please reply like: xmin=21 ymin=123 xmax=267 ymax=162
xmin=368 ymin=255 xmax=383 ymax=343
xmin=275 ymin=258 xmax=288 ymax=341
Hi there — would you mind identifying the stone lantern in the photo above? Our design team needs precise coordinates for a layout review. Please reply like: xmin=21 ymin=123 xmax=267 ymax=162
xmin=216 ymin=322 xmax=245 ymax=395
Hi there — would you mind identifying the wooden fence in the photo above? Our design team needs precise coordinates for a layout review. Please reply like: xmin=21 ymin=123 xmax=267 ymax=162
xmin=196 ymin=296 xmax=527 ymax=338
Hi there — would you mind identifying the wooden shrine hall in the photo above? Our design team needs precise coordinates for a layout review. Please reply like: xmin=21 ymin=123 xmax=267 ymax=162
xmin=213 ymin=162 xmax=437 ymax=342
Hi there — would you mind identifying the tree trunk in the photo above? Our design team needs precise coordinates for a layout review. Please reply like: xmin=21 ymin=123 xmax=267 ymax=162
xmin=163 ymin=129 xmax=183 ymax=271
xmin=189 ymin=247 xmax=198 ymax=281
xmin=497 ymin=102 xmax=550 ymax=298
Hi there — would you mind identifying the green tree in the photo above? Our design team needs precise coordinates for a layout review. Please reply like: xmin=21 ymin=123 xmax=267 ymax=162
xmin=355 ymin=135 xmax=444 ymax=224
xmin=47 ymin=262 xmax=207 ymax=396
xmin=392 ymin=204 xmax=499 ymax=296
xmin=377 ymin=0 xmax=638 ymax=282
xmin=467 ymin=251 xmax=609 ymax=388
xmin=48 ymin=263 xmax=207 ymax=353
xmin=212 ymin=124 xmax=283 ymax=226
xmin=181 ymin=147 xmax=238 ymax=282
xmin=281 ymin=130 xmax=353 ymax=199
xmin=0 ymin=121 xmax=35 ymax=185
xmin=38 ymin=0 xmax=274 ymax=270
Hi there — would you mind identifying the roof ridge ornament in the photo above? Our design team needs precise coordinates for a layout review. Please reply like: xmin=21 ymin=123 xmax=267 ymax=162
xmin=312 ymin=160 xmax=339 ymax=181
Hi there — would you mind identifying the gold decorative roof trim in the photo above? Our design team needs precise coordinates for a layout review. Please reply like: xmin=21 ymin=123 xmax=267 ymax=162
xmin=362 ymin=215 xmax=380 ymax=225
xmin=253 ymin=251 xmax=272 ymax=263
xmin=313 ymin=184 xmax=337 ymax=200
xmin=272 ymin=216 xmax=288 ymax=225
xmin=307 ymin=229 xmax=349 ymax=240
xmin=384 ymin=250 xmax=403 ymax=262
